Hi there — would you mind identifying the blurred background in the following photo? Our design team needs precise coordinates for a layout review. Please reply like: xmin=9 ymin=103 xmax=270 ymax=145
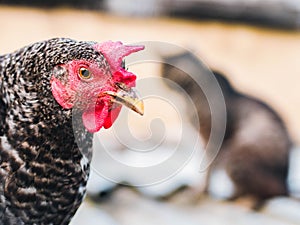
xmin=0 ymin=0 xmax=300 ymax=224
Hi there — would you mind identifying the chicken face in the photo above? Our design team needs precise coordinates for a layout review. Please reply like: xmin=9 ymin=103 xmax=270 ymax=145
xmin=50 ymin=41 xmax=144 ymax=133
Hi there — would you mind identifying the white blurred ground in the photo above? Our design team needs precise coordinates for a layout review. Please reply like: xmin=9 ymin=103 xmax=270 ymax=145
xmin=72 ymin=134 xmax=300 ymax=225
xmin=79 ymin=142 xmax=300 ymax=225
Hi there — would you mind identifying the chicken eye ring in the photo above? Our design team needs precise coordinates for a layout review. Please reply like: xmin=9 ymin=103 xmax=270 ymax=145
xmin=78 ymin=67 xmax=92 ymax=80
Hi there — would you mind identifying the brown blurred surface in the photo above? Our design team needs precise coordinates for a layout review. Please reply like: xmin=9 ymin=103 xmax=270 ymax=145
xmin=0 ymin=6 xmax=299 ymax=143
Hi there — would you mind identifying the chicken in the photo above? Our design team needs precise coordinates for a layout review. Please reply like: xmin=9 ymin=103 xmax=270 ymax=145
xmin=0 ymin=38 xmax=144 ymax=224
xmin=162 ymin=52 xmax=292 ymax=208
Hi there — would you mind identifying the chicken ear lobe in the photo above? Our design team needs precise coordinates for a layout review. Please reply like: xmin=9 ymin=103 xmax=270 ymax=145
xmin=50 ymin=76 xmax=74 ymax=109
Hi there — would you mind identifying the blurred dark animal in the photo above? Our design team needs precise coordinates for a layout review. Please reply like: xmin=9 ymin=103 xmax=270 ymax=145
xmin=161 ymin=52 xmax=292 ymax=208
xmin=167 ymin=0 xmax=299 ymax=29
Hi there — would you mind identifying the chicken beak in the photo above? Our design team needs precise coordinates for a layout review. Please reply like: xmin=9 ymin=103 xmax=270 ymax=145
xmin=103 ymin=87 xmax=144 ymax=116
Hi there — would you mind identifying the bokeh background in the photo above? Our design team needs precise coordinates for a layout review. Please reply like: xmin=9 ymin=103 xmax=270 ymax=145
xmin=0 ymin=0 xmax=300 ymax=224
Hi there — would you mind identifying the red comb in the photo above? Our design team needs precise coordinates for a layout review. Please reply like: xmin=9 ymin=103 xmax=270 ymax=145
xmin=94 ymin=41 xmax=144 ymax=87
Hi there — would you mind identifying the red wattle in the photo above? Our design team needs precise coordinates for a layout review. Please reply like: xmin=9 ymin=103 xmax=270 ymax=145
xmin=103 ymin=106 xmax=122 ymax=129
xmin=82 ymin=103 xmax=109 ymax=133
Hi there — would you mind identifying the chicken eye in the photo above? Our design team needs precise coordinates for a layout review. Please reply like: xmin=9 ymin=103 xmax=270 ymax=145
xmin=79 ymin=67 xmax=91 ymax=80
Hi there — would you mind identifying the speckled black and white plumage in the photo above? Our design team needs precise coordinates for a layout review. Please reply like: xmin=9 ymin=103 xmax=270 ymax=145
xmin=0 ymin=38 xmax=111 ymax=224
